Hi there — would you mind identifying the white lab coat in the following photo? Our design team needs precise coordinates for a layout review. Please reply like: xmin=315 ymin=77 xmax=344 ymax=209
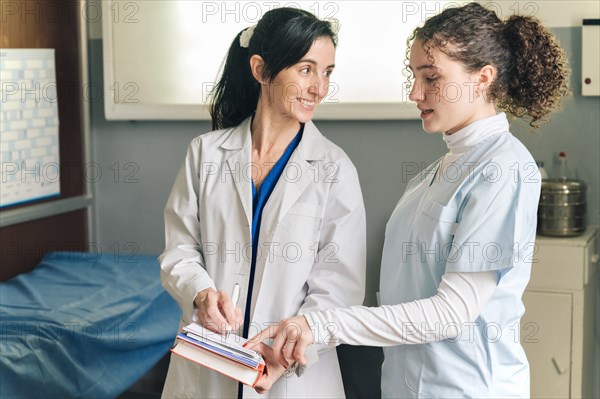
xmin=159 ymin=116 xmax=366 ymax=398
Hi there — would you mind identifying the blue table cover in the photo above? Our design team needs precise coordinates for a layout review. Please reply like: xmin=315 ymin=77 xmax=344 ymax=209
xmin=0 ymin=251 xmax=181 ymax=398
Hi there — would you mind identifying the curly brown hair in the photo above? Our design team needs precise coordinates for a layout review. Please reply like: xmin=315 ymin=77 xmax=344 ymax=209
xmin=404 ymin=2 xmax=570 ymax=128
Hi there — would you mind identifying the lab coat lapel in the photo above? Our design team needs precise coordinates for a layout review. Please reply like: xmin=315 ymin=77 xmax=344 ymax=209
xmin=260 ymin=121 xmax=326 ymax=236
xmin=222 ymin=117 xmax=253 ymax=232
xmin=249 ymin=121 xmax=326 ymax=323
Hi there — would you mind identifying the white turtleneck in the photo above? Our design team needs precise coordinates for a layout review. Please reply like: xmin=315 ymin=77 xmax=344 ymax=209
xmin=440 ymin=112 xmax=509 ymax=170
xmin=304 ymin=116 xmax=508 ymax=348
xmin=444 ymin=113 xmax=509 ymax=154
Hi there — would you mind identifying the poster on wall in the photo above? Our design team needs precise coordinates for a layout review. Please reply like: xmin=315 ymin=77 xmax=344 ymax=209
xmin=0 ymin=48 xmax=60 ymax=208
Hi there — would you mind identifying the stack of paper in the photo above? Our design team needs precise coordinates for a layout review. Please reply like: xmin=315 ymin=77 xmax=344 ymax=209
xmin=171 ymin=323 xmax=266 ymax=387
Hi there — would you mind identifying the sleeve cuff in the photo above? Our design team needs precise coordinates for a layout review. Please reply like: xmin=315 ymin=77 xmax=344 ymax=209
xmin=304 ymin=311 xmax=341 ymax=346
xmin=295 ymin=344 xmax=320 ymax=377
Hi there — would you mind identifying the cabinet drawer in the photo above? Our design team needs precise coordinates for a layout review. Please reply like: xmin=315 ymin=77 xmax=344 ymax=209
xmin=529 ymin=243 xmax=585 ymax=290
xmin=529 ymin=228 xmax=599 ymax=291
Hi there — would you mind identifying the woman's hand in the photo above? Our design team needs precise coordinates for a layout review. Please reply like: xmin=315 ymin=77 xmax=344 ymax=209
xmin=251 ymin=342 xmax=288 ymax=394
xmin=246 ymin=316 xmax=314 ymax=369
xmin=194 ymin=288 xmax=243 ymax=334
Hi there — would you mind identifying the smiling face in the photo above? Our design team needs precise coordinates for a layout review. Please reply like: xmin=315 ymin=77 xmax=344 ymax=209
xmin=261 ymin=37 xmax=335 ymax=123
xmin=408 ymin=39 xmax=495 ymax=134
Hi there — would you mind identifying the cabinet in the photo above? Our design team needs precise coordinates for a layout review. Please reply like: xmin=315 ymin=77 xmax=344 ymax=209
xmin=582 ymin=20 xmax=600 ymax=96
xmin=521 ymin=227 xmax=598 ymax=398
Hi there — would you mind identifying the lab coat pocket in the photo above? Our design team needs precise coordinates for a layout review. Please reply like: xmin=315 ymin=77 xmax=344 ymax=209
xmin=287 ymin=202 xmax=322 ymax=218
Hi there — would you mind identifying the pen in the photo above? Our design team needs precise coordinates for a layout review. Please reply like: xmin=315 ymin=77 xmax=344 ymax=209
xmin=231 ymin=283 xmax=240 ymax=307
xmin=226 ymin=283 xmax=240 ymax=338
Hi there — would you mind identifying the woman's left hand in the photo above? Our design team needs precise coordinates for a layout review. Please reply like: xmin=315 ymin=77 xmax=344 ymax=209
xmin=246 ymin=315 xmax=314 ymax=369
xmin=251 ymin=342 xmax=288 ymax=394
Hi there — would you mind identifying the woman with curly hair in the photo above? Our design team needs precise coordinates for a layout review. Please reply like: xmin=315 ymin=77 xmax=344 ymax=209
xmin=248 ymin=2 xmax=570 ymax=397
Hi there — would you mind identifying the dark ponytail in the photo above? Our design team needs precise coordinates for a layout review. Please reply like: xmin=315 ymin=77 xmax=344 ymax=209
xmin=209 ymin=8 xmax=338 ymax=130
xmin=405 ymin=2 xmax=570 ymax=128
xmin=209 ymin=32 xmax=259 ymax=131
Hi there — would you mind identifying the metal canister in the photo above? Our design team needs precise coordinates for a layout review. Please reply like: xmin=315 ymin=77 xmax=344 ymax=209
xmin=537 ymin=179 xmax=587 ymax=237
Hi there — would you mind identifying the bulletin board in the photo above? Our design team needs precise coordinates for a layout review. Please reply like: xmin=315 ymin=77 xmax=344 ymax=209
xmin=1 ymin=48 xmax=61 ymax=208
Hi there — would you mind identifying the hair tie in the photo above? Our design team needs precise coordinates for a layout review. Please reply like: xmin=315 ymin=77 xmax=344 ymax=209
xmin=239 ymin=25 xmax=256 ymax=48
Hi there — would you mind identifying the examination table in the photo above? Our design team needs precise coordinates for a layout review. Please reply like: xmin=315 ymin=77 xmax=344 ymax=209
xmin=0 ymin=251 xmax=181 ymax=398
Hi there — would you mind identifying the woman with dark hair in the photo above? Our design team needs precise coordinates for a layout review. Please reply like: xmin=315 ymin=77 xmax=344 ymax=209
xmin=249 ymin=3 xmax=570 ymax=398
xmin=159 ymin=7 xmax=366 ymax=398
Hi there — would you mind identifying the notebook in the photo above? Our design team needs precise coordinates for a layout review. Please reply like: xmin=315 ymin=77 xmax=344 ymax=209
xmin=171 ymin=323 xmax=266 ymax=387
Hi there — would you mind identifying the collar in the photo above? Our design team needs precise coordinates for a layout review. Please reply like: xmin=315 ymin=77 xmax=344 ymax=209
xmin=442 ymin=112 xmax=510 ymax=155
xmin=220 ymin=116 xmax=326 ymax=161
